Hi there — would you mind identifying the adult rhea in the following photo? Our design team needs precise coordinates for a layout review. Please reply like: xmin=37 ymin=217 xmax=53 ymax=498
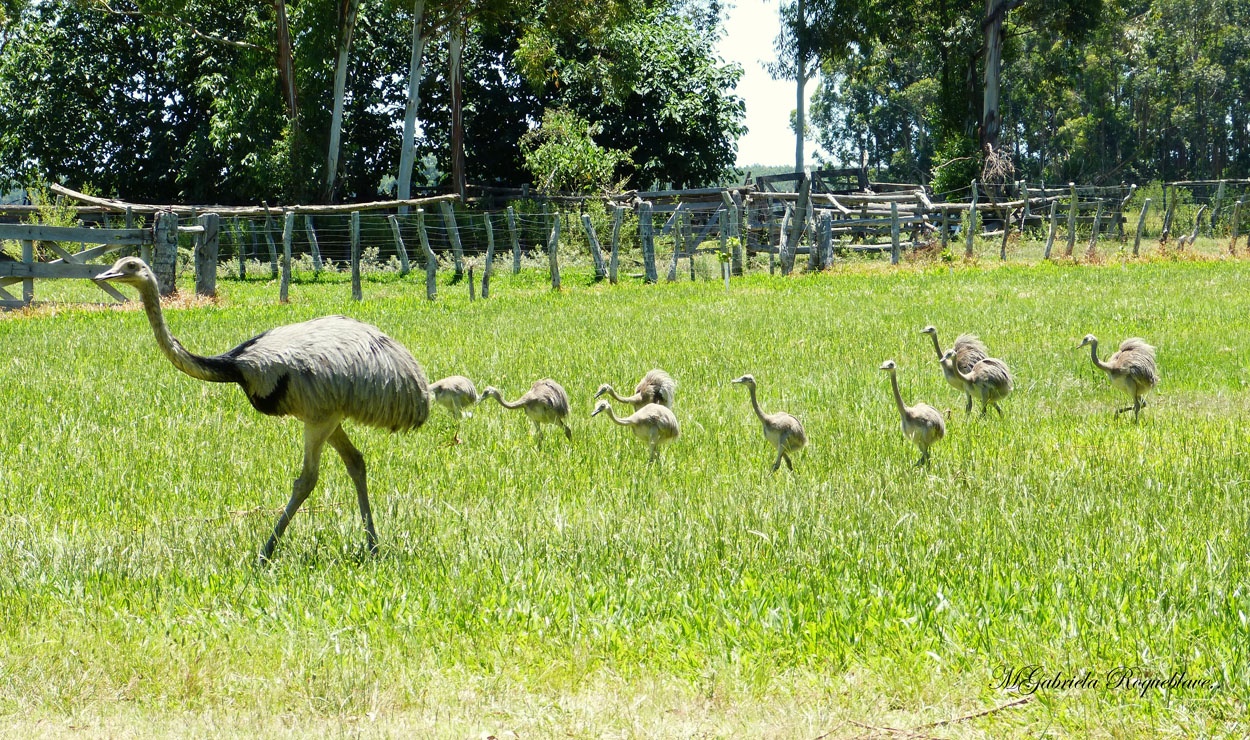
xmin=96 ymin=256 xmax=430 ymax=561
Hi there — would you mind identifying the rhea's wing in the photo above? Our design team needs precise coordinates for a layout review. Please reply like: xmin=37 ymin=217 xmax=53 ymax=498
xmin=225 ymin=315 xmax=430 ymax=430
xmin=953 ymin=334 xmax=989 ymax=373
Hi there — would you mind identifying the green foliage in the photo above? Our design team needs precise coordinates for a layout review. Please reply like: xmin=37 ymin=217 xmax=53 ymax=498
xmin=519 ymin=109 xmax=632 ymax=194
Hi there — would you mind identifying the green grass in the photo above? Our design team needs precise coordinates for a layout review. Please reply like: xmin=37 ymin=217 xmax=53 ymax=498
xmin=1 ymin=255 xmax=1248 ymax=737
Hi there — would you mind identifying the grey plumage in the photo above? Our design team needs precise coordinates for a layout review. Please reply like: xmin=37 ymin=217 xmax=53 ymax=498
xmin=430 ymin=375 xmax=479 ymax=444
xmin=880 ymin=360 xmax=945 ymax=466
xmin=1078 ymin=334 xmax=1159 ymax=421
xmin=95 ymin=256 xmax=430 ymax=561
xmin=940 ymin=350 xmax=1013 ymax=416
xmin=731 ymin=374 xmax=807 ymax=474
xmin=921 ymin=326 xmax=989 ymax=414
xmin=591 ymin=400 xmax=680 ymax=461
xmin=482 ymin=378 xmax=572 ymax=447
xmin=594 ymin=368 xmax=676 ymax=411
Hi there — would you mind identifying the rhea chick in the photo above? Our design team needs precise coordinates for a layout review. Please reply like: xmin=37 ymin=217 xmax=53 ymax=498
xmin=481 ymin=379 xmax=573 ymax=448
xmin=939 ymin=350 xmax=1013 ymax=417
xmin=1077 ymin=335 xmax=1158 ymax=421
xmin=594 ymin=368 xmax=676 ymax=411
xmin=591 ymin=400 xmax=680 ymax=462
xmin=429 ymin=375 xmax=479 ymax=444
xmin=880 ymin=360 xmax=945 ymax=466
xmin=730 ymin=374 xmax=807 ymax=474
xmin=921 ymin=326 xmax=988 ymax=414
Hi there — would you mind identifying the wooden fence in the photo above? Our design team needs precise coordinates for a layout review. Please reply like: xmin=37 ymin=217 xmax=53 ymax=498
xmin=1 ymin=175 xmax=1246 ymax=307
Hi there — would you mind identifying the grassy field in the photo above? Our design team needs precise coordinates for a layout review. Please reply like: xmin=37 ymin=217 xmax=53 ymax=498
xmin=0 ymin=253 xmax=1247 ymax=737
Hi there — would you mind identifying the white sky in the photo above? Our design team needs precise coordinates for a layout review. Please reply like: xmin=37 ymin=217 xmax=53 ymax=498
xmin=716 ymin=1 xmax=824 ymax=167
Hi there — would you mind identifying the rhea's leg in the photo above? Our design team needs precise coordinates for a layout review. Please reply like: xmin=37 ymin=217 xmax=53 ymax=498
xmin=328 ymin=424 xmax=377 ymax=556
xmin=771 ymin=450 xmax=783 ymax=474
xmin=561 ymin=420 xmax=573 ymax=441
xmin=261 ymin=420 xmax=337 ymax=563
xmin=964 ymin=393 xmax=973 ymax=415
xmin=782 ymin=452 xmax=794 ymax=471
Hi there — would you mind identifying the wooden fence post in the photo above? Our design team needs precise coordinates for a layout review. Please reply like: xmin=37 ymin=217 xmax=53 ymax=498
xmin=890 ymin=202 xmax=901 ymax=265
xmin=1133 ymin=198 xmax=1151 ymax=257
xmin=1230 ymin=199 xmax=1243 ymax=254
xmin=999 ymin=203 xmax=1011 ymax=261
xmin=666 ymin=210 xmax=681 ymax=282
xmin=1086 ymin=201 xmax=1103 ymax=258
xmin=940 ymin=207 xmax=950 ymax=251
xmin=237 ymin=218 xmax=247 ymax=279
xmin=387 ymin=215 xmax=410 ymax=279
xmin=965 ymin=180 xmax=978 ymax=258
xmin=1162 ymin=185 xmax=1177 ymax=243
xmin=304 ymin=216 xmax=323 ymax=273
xmin=777 ymin=205 xmax=796 ymax=275
xmin=609 ymin=205 xmax=622 ymax=285
xmin=1211 ymin=179 xmax=1226 ymax=234
xmin=482 ymin=212 xmax=495 ymax=298
xmin=350 ymin=211 xmax=362 ymax=301
xmin=640 ymin=201 xmax=657 ymax=283
xmin=390 ymin=215 xmax=411 ymax=276
xmin=820 ymin=211 xmax=833 ymax=269
xmin=686 ymin=211 xmax=696 ymax=281
xmin=1117 ymin=184 xmax=1136 ymax=239
xmin=1185 ymin=205 xmax=1206 ymax=248
xmin=21 ymin=238 xmax=33 ymax=304
xmin=439 ymin=201 xmax=464 ymax=281
xmin=1065 ymin=183 xmax=1078 ymax=256
xmin=582 ymin=213 xmax=606 ymax=281
xmin=195 ymin=213 xmax=219 ymax=297
xmin=507 ymin=206 xmax=521 ymax=274
xmin=1043 ymin=200 xmax=1059 ymax=259
xmin=152 ymin=210 xmax=179 ymax=296
xmin=468 ymin=265 xmax=475 ymax=301
xmin=547 ymin=215 xmax=561 ymax=290
xmin=417 ymin=208 xmax=436 ymax=300
xmin=279 ymin=211 xmax=293 ymax=302
xmin=262 ymin=206 xmax=278 ymax=278
xmin=732 ymin=192 xmax=746 ymax=275
xmin=787 ymin=168 xmax=810 ymax=274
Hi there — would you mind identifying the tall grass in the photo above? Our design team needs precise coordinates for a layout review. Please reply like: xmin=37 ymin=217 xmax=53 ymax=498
xmin=0 ymin=259 xmax=1246 ymax=736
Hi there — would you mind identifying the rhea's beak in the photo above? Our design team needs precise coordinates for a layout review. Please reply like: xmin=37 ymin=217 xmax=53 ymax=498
xmin=95 ymin=267 xmax=124 ymax=281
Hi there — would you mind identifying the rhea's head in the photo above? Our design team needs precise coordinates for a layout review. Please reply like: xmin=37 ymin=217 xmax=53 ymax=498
xmin=591 ymin=400 xmax=612 ymax=417
xmin=95 ymin=256 xmax=154 ymax=286
xmin=879 ymin=360 xmax=897 ymax=373
xmin=730 ymin=374 xmax=756 ymax=389
xmin=1077 ymin=334 xmax=1098 ymax=350
xmin=593 ymin=384 xmax=614 ymax=399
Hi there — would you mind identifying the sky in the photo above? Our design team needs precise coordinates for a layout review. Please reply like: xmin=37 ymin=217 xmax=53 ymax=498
xmin=715 ymin=2 xmax=824 ymax=168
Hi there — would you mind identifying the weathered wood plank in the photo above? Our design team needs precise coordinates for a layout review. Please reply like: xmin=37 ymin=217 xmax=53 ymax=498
xmin=1133 ymin=198 xmax=1151 ymax=257
xmin=0 ymin=224 xmax=149 ymax=246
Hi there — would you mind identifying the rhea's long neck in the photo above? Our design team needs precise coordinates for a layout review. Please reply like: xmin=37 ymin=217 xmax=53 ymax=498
xmin=1087 ymin=340 xmax=1112 ymax=372
xmin=928 ymin=332 xmax=944 ymax=360
xmin=943 ymin=357 xmax=975 ymax=384
xmin=605 ymin=386 xmax=640 ymax=405
xmin=888 ymin=371 xmax=908 ymax=417
xmin=490 ymin=393 xmax=526 ymax=410
xmin=134 ymin=275 xmax=234 ymax=382
xmin=604 ymin=406 xmax=632 ymax=427
xmin=746 ymin=385 xmax=768 ymax=423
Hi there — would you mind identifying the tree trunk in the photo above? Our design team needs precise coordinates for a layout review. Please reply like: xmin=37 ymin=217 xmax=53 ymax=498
xmin=396 ymin=0 xmax=428 ymax=212
xmin=323 ymin=0 xmax=362 ymax=202
xmin=980 ymin=0 xmax=1022 ymax=153
xmin=449 ymin=22 xmax=466 ymax=199
xmin=793 ymin=0 xmax=807 ymax=171
xmin=273 ymin=0 xmax=298 ymax=120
